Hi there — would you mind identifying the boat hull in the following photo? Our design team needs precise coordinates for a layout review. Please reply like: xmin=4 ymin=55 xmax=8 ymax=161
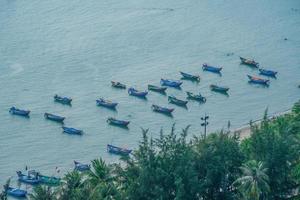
xmin=160 ymin=79 xmax=182 ymax=88
xmin=247 ymin=75 xmax=269 ymax=85
xmin=259 ymin=69 xmax=277 ymax=77
xmin=202 ymin=64 xmax=222 ymax=73
xmin=148 ymin=85 xmax=167 ymax=93
xmin=107 ymin=117 xmax=130 ymax=127
xmin=9 ymin=107 xmax=30 ymax=117
xmin=128 ymin=88 xmax=148 ymax=98
xmin=168 ymin=96 xmax=188 ymax=106
xmin=44 ymin=113 xmax=65 ymax=122
xmin=7 ymin=187 xmax=27 ymax=197
xmin=107 ymin=144 xmax=132 ymax=156
xmin=62 ymin=127 xmax=83 ymax=135
xmin=240 ymin=57 xmax=259 ymax=68
xmin=186 ymin=92 xmax=206 ymax=102
xmin=96 ymin=99 xmax=118 ymax=109
xmin=152 ymin=105 xmax=174 ymax=114
xmin=54 ymin=95 xmax=72 ymax=105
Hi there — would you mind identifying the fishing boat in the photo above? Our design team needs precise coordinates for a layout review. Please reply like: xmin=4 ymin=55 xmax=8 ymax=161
xmin=107 ymin=144 xmax=132 ymax=156
xmin=210 ymin=84 xmax=229 ymax=93
xmin=6 ymin=187 xmax=27 ymax=198
xmin=107 ymin=117 xmax=130 ymax=127
xmin=39 ymin=175 xmax=61 ymax=186
xmin=148 ymin=84 xmax=167 ymax=93
xmin=168 ymin=96 xmax=188 ymax=106
xmin=259 ymin=69 xmax=277 ymax=77
xmin=44 ymin=113 xmax=65 ymax=123
xmin=9 ymin=107 xmax=30 ymax=117
xmin=160 ymin=79 xmax=182 ymax=88
xmin=128 ymin=88 xmax=148 ymax=98
xmin=62 ymin=127 xmax=83 ymax=135
xmin=16 ymin=171 xmax=40 ymax=185
xmin=111 ymin=81 xmax=126 ymax=89
xmin=202 ymin=63 xmax=222 ymax=73
xmin=186 ymin=92 xmax=206 ymax=102
xmin=247 ymin=75 xmax=270 ymax=85
xmin=180 ymin=71 xmax=200 ymax=81
xmin=239 ymin=57 xmax=259 ymax=68
xmin=74 ymin=161 xmax=90 ymax=172
xmin=54 ymin=94 xmax=72 ymax=105
xmin=151 ymin=104 xmax=174 ymax=114
xmin=96 ymin=98 xmax=118 ymax=109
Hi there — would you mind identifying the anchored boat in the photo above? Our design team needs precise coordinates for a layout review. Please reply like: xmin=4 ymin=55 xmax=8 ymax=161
xmin=128 ymin=88 xmax=148 ymax=98
xmin=54 ymin=94 xmax=72 ymax=105
xmin=160 ymin=79 xmax=182 ymax=88
xmin=107 ymin=117 xmax=130 ymax=127
xmin=240 ymin=57 xmax=259 ymax=68
xmin=9 ymin=107 xmax=30 ymax=117
xmin=168 ymin=96 xmax=188 ymax=106
xmin=186 ymin=92 xmax=206 ymax=102
xmin=151 ymin=104 xmax=174 ymax=114
xmin=148 ymin=84 xmax=167 ymax=93
xmin=96 ymin=98 xmax=118 ymax=109
xmin=107 ymin=144 xmax=132 ymax=156
xmin=180 ymin=71 xmax=200 ymax=81
xmin=111 ymin=81 xmax=126 ymax=89
xmin=202 ymin=63 xmax=222 ymax=73
xmin=44 ymin=113 xmax=65 ymax=123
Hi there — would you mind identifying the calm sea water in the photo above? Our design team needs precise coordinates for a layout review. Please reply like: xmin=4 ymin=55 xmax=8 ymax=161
xmin=0 ymin=0 xmax=300 ymax=186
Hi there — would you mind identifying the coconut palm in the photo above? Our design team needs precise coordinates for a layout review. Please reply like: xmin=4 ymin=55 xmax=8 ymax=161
xmin=233 ymin=160 xmax=270 ymax=200
xmin=30 ymin=185 xmax=56 ymax=200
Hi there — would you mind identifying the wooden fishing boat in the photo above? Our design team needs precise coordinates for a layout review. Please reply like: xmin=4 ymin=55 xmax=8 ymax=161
xmin=9 ymin=107 xmax=30 ymax=117
xmin=202 ymin=63 xmax=222 ymax=73
xmin=128 ymin=87 xmax=148 ymax=98
xmin=148 ymin=84 xmax=167 ymax=93
xmin=54 ymin=94 xmax=72 ymax=105
xmin=39 ymin=175 xmax=61 ymax=186
xmin=168 ymin=96 xmax=188 ymax=106
xmin=107 ymin=117 xmax=130 ymax=127
xmin=6 ymin=187 xmax=27 ymax=198
xmin=74 ymin=161 xmax=90 ymax=172
xmin=96 ymin=98 xmax=118 ymax=109
xmin=151 ymin=104 xmax=174 ymax=114
xmin=111 ymin=81 xmax=126 ymax=89
xmin=210 ymin=84 xmax=229 ymax=93
xmin=62 ymin=127 xmax=83 ymax=135
xmin=160 ymin=79 xmax=183 ymax=87
xmin=180 ymin=71 xmax=200 ymax=81
xmin=107 ymin=144 xmax=132 ymax=156
xmin=186 ymin=92 xmax=206 ymax=102
xmin=247 ymin=75 xmax=270 ymax=85
xmin=16 ymin=171 xmax=40 ymax=185
xmin=259 ymin=69 xmax=277 ymax=77
xmin=240 ymin=57 xmax=259 ymax=68
xmin=44 ymin=113 xmax=65 ymax=123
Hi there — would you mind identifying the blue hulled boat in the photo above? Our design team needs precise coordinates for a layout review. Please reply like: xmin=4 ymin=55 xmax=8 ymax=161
xmin=259 ymin=69 xmax=277 ymax=77
xmin=128 ymin=88 xmax=148 ymax=98
xmin=107 ymin=117 xmax=130 ymax=127
xmin=186 ymin=92 xmax=206 ymax=102
xmin=168 ymin=96 xmax=188 ymax=106
xmin=210 ymin=84 xmax=229 ymax=93
xmin=152 ymin=104 xmax=174 ymax=114
xmin=44 ymin=113 xmax=65 ymax=123
xmin=6 ymin=187 xmax=27 ymax=198
xmin=202 ymin=63 xmax=222 ymax=73
xmin=160 ymin=79 xmax=182 ymax=88
xmin=247 ymin=75 xmax=270 ymax=85
xmin=16 ymin=171 xmax=40 ymax=185
xmin=107 ymin=144 xmax=132 ymax=156
xmin=74 ymin=161 xmax=90 ymax=172
xmin=9 ymin=107 xmax=30 ymax=117
xmin=148 ymin=84 xmax=167 ymax=93
xmin=54 ymin=94 xmax=72 ymax=105
xmin=96 ymin=98 xmax=118 ymax=109
xmin=180 ymin=71 xmax=200 ymax=81
xmin=240 ymin=57 xmax=259 ymax=68
xmin=62 ymin=127 xmax=83 ymax=135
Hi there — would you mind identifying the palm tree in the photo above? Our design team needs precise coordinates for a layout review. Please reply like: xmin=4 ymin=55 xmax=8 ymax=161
xmin=233 ymin=160 xmax=270 ymax=200
xmin=30 ymin=185 xmax=56 ymax=200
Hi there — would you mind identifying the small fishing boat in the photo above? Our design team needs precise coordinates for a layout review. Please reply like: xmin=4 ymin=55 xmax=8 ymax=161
xmin=202 ymin=63 xmax=222 ymax=73
xmin=160 ymin=79 xmax=182 ymax=88
xmin=44 ymin=113 xmax=65 ymax=123
xmin=128 ymin=87 xmax=148 ymax=98
xmin=180 ymin=71 xmax=200 ymax=81
xmin=6 ymin=187 xmax=27 ymax=198
xmin=259 ymin=68 xmax=277 ymax=77
xmin=39 ymin=175 xmax=61 ymax=186
xmin=107 ymin=117 xmax=130 ymax=127
xmin=62 ymin=127 xmax=83 ymax=135
xmin=168 ymin=96 xmax=188 ymax=106
xmin=148 ymin=84 xmax=167 ymax=93
xmin=111 ymin=81 xmax=126 ymax=89
xmin=210 ymin=84 xmax=229 ymax=93
xmin=151 ymin=104 xmax=174 ymax=114
xmin=247 ymin=75 xmax=270 ymax=85
xmin=107 ymin=144 xmax=132 ymax=156
xmin=240 ymin=57 xmax=259 ymax=68
xmin=74 ymin=161 xmax=90 ymax=172
xmin=186 ymin=92 xmax=206 ymax=102
xmin=54 ymin=94 xmax=72 ymax=105
xmin=16 ymin=171 xmax=40 ymax=185
xmin=9 ymin=107 xmax=30 ymax=117
xmin=96 ymin=98 xmax=118 ymax=109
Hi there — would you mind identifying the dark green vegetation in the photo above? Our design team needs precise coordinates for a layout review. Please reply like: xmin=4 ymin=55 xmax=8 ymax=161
xmin=1 ymin=101 xmax=300 ymax=200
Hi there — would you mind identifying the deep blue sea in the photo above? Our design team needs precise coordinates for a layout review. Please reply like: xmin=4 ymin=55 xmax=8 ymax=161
xmin=0 ymin=0 xmax=300 ymax=188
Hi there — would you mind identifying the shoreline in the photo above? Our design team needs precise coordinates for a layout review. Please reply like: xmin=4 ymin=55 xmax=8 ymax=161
xmin=233 ymin=108 xmax=292 ymax=140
